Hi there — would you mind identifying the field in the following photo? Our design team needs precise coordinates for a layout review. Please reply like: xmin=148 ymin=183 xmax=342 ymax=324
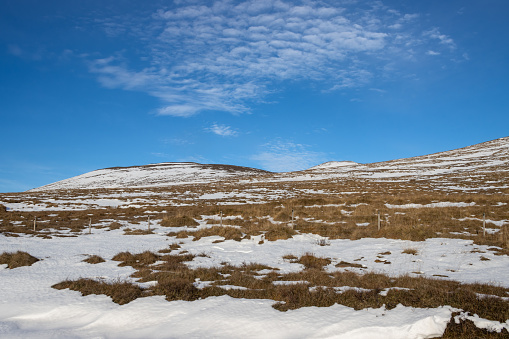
xmin=1 ymin=138 xmax=508 ymax=338
xmin=1 ymin=177 xmax=508 ymax=338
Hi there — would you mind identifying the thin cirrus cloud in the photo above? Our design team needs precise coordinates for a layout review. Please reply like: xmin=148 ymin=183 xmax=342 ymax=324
xmin=89 ymin=0 xmax=456 ymax=117
xmin=207 ymin=123 xmax=239 ymax=137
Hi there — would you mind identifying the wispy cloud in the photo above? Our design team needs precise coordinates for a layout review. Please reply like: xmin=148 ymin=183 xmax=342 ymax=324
xmin=423 ymin=28 xmax=455 ymax=49
xmin=7 ymin=44 xmax=23 ymax=57
xmin=89 ymin=0 xmax=460 ymax=116
xmin=426 ymin=50 xmax=440 ymax=56
xmin=251 ymin=139 xmax=326 ymax=172
xmin=207 ymin=123 xmax=239 ymax=137
xmin=162 ymin=137 xmax=195 ymax=146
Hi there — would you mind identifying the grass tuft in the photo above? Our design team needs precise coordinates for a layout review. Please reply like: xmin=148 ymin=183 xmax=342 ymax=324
xmin=52 ymin=278 xmax=143 ymax=305
xmin=297 ymin=253 xmax=331 ymax=270
xmin=161 ymin=215 xmax=199 ymax=227
xmin=0 ymin=251 xmax=39 ymax=269
xmin=83 ymin=255 xmax=106 ymax=264
xmin=402 ymin=248 xmax=418 ymax=255
xmin=442 ymin=313 xmax=509 ymax=338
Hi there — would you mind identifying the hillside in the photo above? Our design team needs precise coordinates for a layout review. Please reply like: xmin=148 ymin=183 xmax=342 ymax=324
xmin=30 ymin=162 xmax=271 ymax=191
xmin=29 ymin=136 xmax=509 ymax=193
xmin=1 ymin=137 xmax=508 ymax=338
xmin=274 ymin=136 xmax=509 ymax=193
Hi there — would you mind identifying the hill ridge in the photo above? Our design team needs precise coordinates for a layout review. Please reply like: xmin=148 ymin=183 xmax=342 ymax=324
xmin=29 ymin=136 xmax=509 ymax=192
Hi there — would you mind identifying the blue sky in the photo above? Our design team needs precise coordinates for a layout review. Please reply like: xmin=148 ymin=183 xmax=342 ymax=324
xmin=1 ymin=0 xmax=508 ymax=192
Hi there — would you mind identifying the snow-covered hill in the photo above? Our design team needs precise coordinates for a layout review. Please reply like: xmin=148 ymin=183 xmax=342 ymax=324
xmin=30 ymin=136 xmax=509 ymax=192
xmin=275 ymin=136 xmax=509 ymax=191
xmin=307 ymin=161 xmax=359 ymax=170
xmin=2 ymin=137 xmax=509 ymax=339
xmin=30 ymin=162 xmax=271 ymax=191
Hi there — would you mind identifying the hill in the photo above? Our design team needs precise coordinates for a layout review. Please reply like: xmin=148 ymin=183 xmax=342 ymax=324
xmin=1 ymin=136 xmax=508 ymax=338
xmin=29 ymin=136 xmax=509 ymax=193
xmin=30 ymin=162 xmax=271 ymax=191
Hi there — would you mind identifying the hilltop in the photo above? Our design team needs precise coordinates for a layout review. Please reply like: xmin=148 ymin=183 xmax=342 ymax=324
xmin=29 ymin=136 xmax=509 ymax=194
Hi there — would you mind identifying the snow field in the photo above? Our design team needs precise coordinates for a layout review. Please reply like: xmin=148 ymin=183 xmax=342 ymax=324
xmin=1 ymin=223 xmax=508 ymax=338
xmin=0 ymin=136 xmax=508 ymax=337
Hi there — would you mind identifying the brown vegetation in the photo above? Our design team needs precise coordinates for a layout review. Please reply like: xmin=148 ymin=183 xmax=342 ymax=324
xmin=52 ymin=251 xmax=509 ymax=326
xmin=1 ymin=188 xmax=507 ymax=250
xmin=442 ymin=314 xmax=509 ymax=338
xmin=83 ymin=255 xmax=106 ymax=264
xmin=0 ymin=251 xmax=39 ymax=268
xmin=52 ymin=278 xmax=143 ymax=305
xmin=160 ymin=215 xmax=199 ymax=227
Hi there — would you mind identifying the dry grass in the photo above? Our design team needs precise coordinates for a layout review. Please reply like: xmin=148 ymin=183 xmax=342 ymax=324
xmin=442 ymin=313 xmax=509 ymax=338
xmin=83 ymin=255 xmax=105 ymax=264
xmin=264 ymin=225 xmax=296 ymax=241
xmin=159 ymin=242 xmax=181 ymax=253
xmin=112 ymin=251 xmax=161 ymax=269
xmin=402 ymin=248 xmax=418 ymax=255
xmin=123 ymin=228 xmax=154 ymax=235
xmin=297 ymin=253 xmax=331 ymax=270
xmin=0 ymin=251 xmax=39 ymax=268
xmin=167 ymin=226 xmax=244 ymax=242
xmin=160 ymin=215 xmax=200 ymax=227
xmin=335 ymin=261 xmax=365 ymax=268
xmin=109 ymin=222 xmax=122 ymax=230
xmin=52 ymin=250 xmax=509 ymax=325
xmin=4 ymin=160 xmax=509 ymax=337
xmin=1 ymin=188 xmax=507 ymax=250
xmin=52 ymin=278 xmax=143 ymax=305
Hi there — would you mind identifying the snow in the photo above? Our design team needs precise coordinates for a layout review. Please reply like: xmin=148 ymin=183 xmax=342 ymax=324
xmin=385 ymin=202 xmax=477 ymax=209
xmin=1 ymin=136 xmax=508 ymax=338
xmin=24 ymin=137 xmax=509 ymax=193
xmin=1 ymin=226 xmax=508 ymax=338
xmin=308 ymin=161 xmax=359 ymax=170
xmin=0 ymin=295 xmax=454 ymax=339
xmin=29 ymin=162 xmax=268 ymax=191
xmin=455 ymin=313 xmax=509 ymax=334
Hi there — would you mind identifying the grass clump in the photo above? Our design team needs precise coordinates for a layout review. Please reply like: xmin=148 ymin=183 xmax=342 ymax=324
xmin=0 ymin=251 xmax=39 ymax=269
xmin=52 ymin=253 xmax=509 ymax=324
xmin=335 ymin=261 xmax=365 ymax=268
xmin=83 ymin=255 xmax=106 ymax=264
xmin=264 ymin=225 xmax=296 ymax=241
xmin=168 ymin=226 xmax=243 ymax=242
xmin=159 ymin=242 xmax=181 ymax=253
xmin=402 ymin=248 xmax=418 ymax=255
xmin=112 ymin=251 xmax=160 ymax=269
xmin=123 ymin=228 xmax=154 ymax=235
xmin=52 ymin=278 xmax=142 ymax=305
xmin=442 ymin=314 xmax=509 ymax=338
xmin=160 ymin=215 xmax=199 ymax=227
xmin=297 ymin=253 xmax=331 ymax=270
xmin=109 ymin=222 xmax=122 ymax=230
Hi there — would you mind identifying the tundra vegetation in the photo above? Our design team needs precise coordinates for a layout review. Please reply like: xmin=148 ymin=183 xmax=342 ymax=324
xmin=1 ymin=163 xmax=509 ymax=337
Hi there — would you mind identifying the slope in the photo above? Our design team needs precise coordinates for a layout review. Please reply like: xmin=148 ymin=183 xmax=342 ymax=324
xmin=30 ymin=162 xmax=271 ymax=191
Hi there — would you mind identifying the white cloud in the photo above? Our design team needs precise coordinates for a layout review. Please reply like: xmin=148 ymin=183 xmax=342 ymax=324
xmin=207 ymin=124 xmax=239 ymax=137
xmin=426 ymin=50 xmax=440 ymax=56
xmin=251 ymin=140 xmax=326 ymax=172
xmin=162 ymin=138 xmax=194 ymax=145
xmin=424 ymin=28 xmax=455 ymax=49
xmin=89 ymin=0 xmax=460 ymax=116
